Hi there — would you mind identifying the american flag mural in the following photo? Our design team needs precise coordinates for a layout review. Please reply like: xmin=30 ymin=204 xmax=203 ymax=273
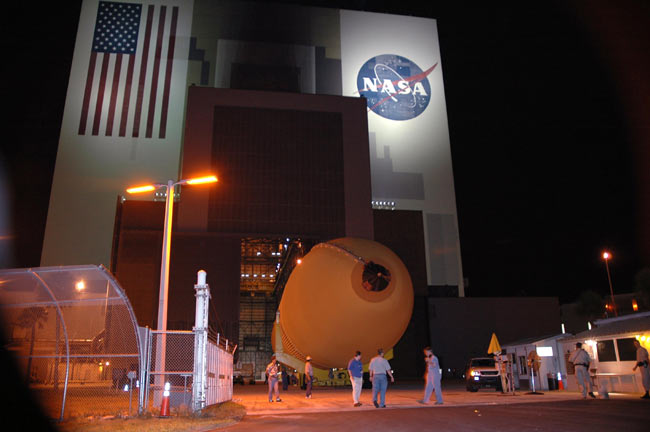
xmin=78 ymin=1 xmax=179 ymax=139
xmin=41 ymin=0 xmax=191 ymax=268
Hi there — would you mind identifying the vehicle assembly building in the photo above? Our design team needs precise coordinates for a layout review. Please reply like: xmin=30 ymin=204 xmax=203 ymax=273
xmin=41 ymin=0 xmax=461 ymax=378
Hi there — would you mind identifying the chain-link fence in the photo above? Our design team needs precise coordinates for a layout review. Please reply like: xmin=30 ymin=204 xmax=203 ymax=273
xmin=0 ymin=265 xmax=142 ymax=421
xmin=145 ymin=330 xmax=195 ymax=412
xmin=142 ymin=329 xmax=234 ymax=413
xmin=1 ymin=265 xmax=234 ymax=421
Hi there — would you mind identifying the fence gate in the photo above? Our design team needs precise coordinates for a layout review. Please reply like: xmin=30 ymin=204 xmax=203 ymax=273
xmin=206 ymin=335 xmax=234 ymax=405
xmin=141 ymin=329 xmax=234 ymax=412
xmin=141 ymin=272 xmax=234 ymax=413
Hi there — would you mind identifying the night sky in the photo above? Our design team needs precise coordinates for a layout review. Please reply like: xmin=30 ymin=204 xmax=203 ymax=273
xmin=1 ymin=1 xmax=647 ymax=303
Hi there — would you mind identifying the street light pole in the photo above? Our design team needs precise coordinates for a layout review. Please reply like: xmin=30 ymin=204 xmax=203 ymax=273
xmin=157 ymin=180 xmax=175 ymax=332
xmin=126 ymin=175 xmax=217 ymax=408
xmin=602 ymin=252 xmax=617 ymax=317
xmin=127 ymin=175 xmax=218 ymax=332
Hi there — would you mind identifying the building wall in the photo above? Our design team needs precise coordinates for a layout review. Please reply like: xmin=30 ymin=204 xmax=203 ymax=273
xmin=42 ymin=0 xmax=194 ymax=267
xmin=112 ymin=87 xmax=374 ymax=347
xmin=113 ymin=200 xmax=241 ymax=343
xmin=340 ymin=10 xmax=462 ymax=290
xmin=112 ymin=201 xmax=167 ymax=329
xmin=428 ymin=297 xmax=561 ymax=375
xmin=373 ymin=210 xmax=428 ymax=297
xmin=44 ymin=0 xmax=461 ymax=296
xmin=178 ymin=87 xmax=373 ymax=240
xmin=501 ymin=336 xmax=568 ymax=391
xmin=373 ymin=209 xmax=429 ymax=378
xmin=206 ymin=106 xmax=345 ymax=236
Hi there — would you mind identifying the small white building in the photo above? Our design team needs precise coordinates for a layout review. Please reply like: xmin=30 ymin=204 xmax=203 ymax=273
xmin=560 ymin=312 xmax=650 ymax=394
xmin=502 ymin=334 xmax=569 ymax=391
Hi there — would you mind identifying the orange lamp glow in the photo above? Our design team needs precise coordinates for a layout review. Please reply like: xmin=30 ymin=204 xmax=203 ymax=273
xmin=75 ymin=281 xmax=85 ymax=291
xmin=186 ymin=175 xmax=218 ymax=185
xmin=632 ymin=299 xmax=639 ymax=311
xmin=602 ymin=251 xmax=611 ymax=260
xmin=126 ymin=185 xmax=156 ymax=194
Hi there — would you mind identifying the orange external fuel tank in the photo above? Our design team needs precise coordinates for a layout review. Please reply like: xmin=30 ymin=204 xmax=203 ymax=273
xmin=272 ymin=237 xmax=414 ymax=369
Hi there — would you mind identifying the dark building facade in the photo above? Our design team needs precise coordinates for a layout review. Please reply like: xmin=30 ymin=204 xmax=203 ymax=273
xmin=111 ymin=87 xmax=564 ymax=379
xmin=112 ymin=86 xmax=435 ymax=377
xmin=428 ymin=296 xmax=562 ymax=376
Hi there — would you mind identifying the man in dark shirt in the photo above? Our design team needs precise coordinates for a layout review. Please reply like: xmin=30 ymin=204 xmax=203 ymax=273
xmin=347 ymin=350 xmax=363 ymax=406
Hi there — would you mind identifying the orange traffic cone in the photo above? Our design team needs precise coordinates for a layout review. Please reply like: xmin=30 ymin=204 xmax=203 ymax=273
xmin=160 ymin=382 xmax=171 ymax=417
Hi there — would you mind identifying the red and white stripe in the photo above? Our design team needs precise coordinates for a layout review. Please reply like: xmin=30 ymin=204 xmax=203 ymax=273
xmin=78 ymin=4 xmax=179 ymax=139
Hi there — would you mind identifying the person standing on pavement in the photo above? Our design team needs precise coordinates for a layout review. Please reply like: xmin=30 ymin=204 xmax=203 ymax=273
xmin=369 ymin=348 xmax=394 ymax=408
xmin=281 ymin=365 xmax=289 ymax=391
xmin=347 ymin=350 xmax=364 ymax=407
xmin=419 ymin=346 xmax=443 ymax=405
xmin=632 ymin=339 xmax=650 ymax=399
xmin=568 ymin=342 xmax=596 ymax=399
xmin=305 ymin=355 xmax=314 ymax=399
xmin=265 ymin=355 xmax=282 ymax=403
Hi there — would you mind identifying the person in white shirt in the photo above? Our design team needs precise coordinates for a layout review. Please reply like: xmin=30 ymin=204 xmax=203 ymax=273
xmin=632 ymin=339 xmax=650 ymax=399
xmin=304 ymin=355 xmax=314 ymax=399
xmin=265 ymin=355 xmax=282 ymax=402
xmin=568 ymin=342 xmax=596 ymax=399
xmin=419 ymin=346 xmax=443 ymax=405
xmin=369 ymin=348 xmax=394 ymax=408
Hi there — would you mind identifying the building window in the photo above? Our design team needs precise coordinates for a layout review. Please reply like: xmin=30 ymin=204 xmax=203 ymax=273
xmin=243 ymin=337 xmax=260 ymax=351
xmin=616 ymin=338 xmax=638 ymax=361
xmin=596 ymin=340 xmax=617 ymax=362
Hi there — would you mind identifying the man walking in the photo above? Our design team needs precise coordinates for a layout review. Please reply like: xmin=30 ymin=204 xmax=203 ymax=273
xmin=369 ymin=348 xmax=394 ymax=408
xmin=347 ymin=350 xmax=363 ymax=407
xmin=632 ymin=339 xmax=650 ymax=399
xmin=419 ymin=346 xmax=443 ymax=405
xmin=305 ymin=355 xmax=314 ymax=399
xmin=265 ymin=355 xmax=282 ymax=402
xmin=568 ymin=342 xmax=596 ymax=399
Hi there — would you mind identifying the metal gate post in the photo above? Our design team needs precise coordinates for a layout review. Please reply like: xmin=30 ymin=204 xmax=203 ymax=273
xmin=138 ymin=326 xmax=151 ymax=414
xmin=192 ymin=270 xmax=210 ymax=412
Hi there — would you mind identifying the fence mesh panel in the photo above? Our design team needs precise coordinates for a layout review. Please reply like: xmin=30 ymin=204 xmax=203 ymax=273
xmin=148 ymin=331 xmax=195 ymax=412
xmin=144 ymin=330 xmax=234 ymax=411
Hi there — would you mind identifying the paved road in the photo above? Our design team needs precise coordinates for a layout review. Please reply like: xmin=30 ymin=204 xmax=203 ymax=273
xmin=217 ymin=399 xmax=649 ymax=432
xmin=233 ymin=379 xmax=581 ymax=414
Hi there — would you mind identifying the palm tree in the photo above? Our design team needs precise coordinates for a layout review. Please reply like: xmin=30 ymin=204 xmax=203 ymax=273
xmin=635 ymin=267 xmax=650 ymax=309
xmin=575 ymin=290 xmax=604 ymax=320
xmin=15 ymin=307 xmax=49 ymax=385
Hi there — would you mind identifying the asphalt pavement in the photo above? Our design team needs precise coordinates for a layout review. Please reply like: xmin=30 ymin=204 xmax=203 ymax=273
xmin=215 ymin=380 xmax=650 ymax=431
xmin=219 ymin=399 xmax=649 ymax=432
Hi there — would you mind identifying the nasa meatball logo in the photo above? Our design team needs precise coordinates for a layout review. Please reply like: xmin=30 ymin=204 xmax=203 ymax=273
xmin=357 ymin=54 xmax=437 ymax=121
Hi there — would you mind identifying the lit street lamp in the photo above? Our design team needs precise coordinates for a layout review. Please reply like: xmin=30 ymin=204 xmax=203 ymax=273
xmin=126 ymin=175 xmax=218 ymax=332
xmin=602 ymin=251 xmax=617 ymax=317
xmin=127 ymin=175 xmax=217 ymax=406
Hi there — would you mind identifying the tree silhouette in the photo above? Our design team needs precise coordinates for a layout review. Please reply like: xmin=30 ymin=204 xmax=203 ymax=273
xmin=575 ymin=290 xmax=604 ymax=320
xmin=15 ymin=307 xmax=49 ymax=385
xmin=634 ymin=267 xmax=650 ymax=309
